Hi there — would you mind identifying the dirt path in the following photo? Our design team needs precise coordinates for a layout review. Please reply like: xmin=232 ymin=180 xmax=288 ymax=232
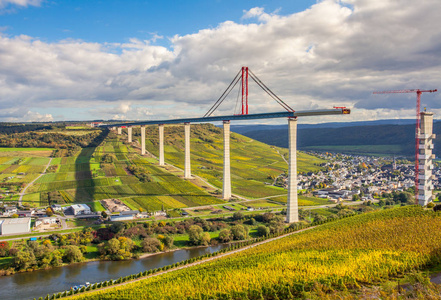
xmin=18 ymin=157 xmax=53 ymax=206
xmin=66 ymin=226 xmax=316 ymax=298
xmin=431 ymin=272 xmax=441 ymax=284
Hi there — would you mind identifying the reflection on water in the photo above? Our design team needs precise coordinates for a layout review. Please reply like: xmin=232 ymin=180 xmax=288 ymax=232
xmin=0 ymin=244 xmax=229 ymax=300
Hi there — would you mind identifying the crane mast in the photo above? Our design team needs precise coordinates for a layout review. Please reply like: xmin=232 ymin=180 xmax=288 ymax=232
xmin=373 ymin=89 xmax=437 ymax=204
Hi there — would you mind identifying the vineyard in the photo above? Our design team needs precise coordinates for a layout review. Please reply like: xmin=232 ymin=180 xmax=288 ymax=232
xmin=69 ymin=206 xmax=441 ymax=299
xmin=1 ymin=126 xmax=328 ymax=213
xmin=141 ymin=123 xmax=325 ymax=199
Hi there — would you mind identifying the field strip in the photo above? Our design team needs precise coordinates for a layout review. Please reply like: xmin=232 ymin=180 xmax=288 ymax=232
xmin=66 ymin=226 xmax=317 ymax=298
xmin=18 ymin=157 xmax=53 ymax=206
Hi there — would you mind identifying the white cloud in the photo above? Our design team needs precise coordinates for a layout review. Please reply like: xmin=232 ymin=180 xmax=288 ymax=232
xmin=0 ymin=0 xmax=440 ymax=123
xmin=0 ymin=0 xmax=42 ymax=9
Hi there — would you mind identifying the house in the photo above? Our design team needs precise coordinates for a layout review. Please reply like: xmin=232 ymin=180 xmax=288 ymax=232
xmin=51 ymin=204 xmax=63 ymax=212
xmin=4 ymin=206 xmax=17 ymax=215
xmin=153 ymin=211 xmax=167 ymax=217
xmin=17 ymin=210 xmax=34 ymax=217
xmin=35 ymin=217 xmax=59 ymax=227
xmin=0 ymin=218 xmax=31 ymax=235
xmin=315 ymin=188 xmax=339 ymax=197
xmin=65 ymin=204 xmax=91 ymax=216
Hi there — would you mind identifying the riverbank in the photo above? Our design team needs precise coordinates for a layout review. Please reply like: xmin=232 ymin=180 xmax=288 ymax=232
xmin=64 ymin=226 xmax=317 ymax=299
xmin=0 ymin=243 xmax=232 ymax=300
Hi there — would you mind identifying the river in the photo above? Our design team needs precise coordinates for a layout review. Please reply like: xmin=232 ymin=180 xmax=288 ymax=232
xmin=0 ymin=244 xmax=229 ymax=300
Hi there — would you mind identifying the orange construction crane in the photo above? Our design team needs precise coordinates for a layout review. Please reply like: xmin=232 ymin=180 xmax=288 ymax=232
xmin=373 ymin=89 xmax=437 ymax=203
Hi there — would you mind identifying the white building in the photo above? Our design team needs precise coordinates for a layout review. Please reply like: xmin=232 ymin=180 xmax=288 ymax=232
xmin=0 ymin=218 xmax=31 ymax=235
xmin=110 ymin=214 xmax=134 ymax=222
xmin=66 ymin=204 xmax=91 ymax=215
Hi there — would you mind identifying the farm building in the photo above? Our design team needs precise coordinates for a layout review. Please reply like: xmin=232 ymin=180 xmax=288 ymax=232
xmin=110 ymin=210 xmax=139 ymax=222
xmin=65 ymin=204 xmax=91 ymax=215
xmin=110 ymin=214 xmax=134 ymax=222
xmin=0 ymin=218 xmax=31 ymax=235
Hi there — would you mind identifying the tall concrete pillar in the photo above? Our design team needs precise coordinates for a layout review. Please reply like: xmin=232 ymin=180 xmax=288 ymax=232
xmin=286 ymin=118 xmax=299 ymax=223
xmin=128 ymin=127 xmax=132 ymax=143
xmin=223 ymin=120 xmax=231 ymax=200
xmin=159 ymin=124 xmax=164 ymax=166
xmin=184 ymin=123 xmax=191 ymax=179
xmin=141 ymin=125 xmax=146 ymax=155
xmin=117 ymin=127 xmax=122 ymax=135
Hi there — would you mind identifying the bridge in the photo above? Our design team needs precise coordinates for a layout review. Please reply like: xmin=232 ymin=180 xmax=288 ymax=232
xmin=100 ymin=68 xmax=351 ymax=223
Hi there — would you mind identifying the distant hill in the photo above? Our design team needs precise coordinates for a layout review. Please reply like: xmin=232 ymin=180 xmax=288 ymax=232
xmin=232 ymin=120 xmax=441 ymax=157
xmin=230 ymin=118 xmax=420 ymax=134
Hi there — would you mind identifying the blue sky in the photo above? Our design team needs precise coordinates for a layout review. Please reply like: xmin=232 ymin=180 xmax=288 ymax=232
xmin=2 ymin=1 xmax=315 ymax=45
xmin=0 ymin=0 xmax=440 ymax=123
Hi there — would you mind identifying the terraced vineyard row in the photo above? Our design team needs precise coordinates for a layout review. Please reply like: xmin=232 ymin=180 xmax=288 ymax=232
xmin=69 ymin=206 xmax=441 ymax=299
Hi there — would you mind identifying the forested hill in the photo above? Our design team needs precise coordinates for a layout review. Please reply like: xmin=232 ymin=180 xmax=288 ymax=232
xmin=237 ymin=122 xmax=441 ymax=157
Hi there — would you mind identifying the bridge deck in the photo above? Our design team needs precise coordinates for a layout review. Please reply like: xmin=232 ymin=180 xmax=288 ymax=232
xmin=101 ymin=108 xmax=350 ymax=127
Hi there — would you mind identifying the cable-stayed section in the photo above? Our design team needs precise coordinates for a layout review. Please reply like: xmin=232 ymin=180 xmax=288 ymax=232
xmin=203 ymin=67 xmax=294 ymax=118
xmin=248 ymin=69 xmax=294 ymax=112
xmin=203 ymin=69 xmax=242 ymax=118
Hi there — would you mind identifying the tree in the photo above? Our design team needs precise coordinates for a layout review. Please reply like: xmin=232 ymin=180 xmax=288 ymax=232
xmin=45 ymin=207 xmax=54 ymax=217
xmin=141 ymin=238 xmax=162 ymax=253
xmin=256 ymin=225 xmax=270 ymax=237
xmin=232 ymin=212 xmax=244 ymax=221
xmin=352 ymin=194 xmax=360 ymax=201
xmin=101 ymin=211 xmax=108 ymax=219
xmin=200 ymin=232 xmax=211 ymax=246
xmin=188 ymin=225 xmax=204 ymax=245
xmin=63 ymin=245 xmax=84 ymax=263
xmin=51 ymin=249 xmax=63 ymax=266
xmin=162 ymin=236 xmax=174 ymax=249
xmin=13 ymin=250 xmax=37 ymax=270
xmin=231 ymin=224 xmax=248 ymax=240
xmin=218 ymin=229 xmax=232 ymax=242
xmin=110 ymin=222 xmax=125 ymax=234
xmin=0 ymin=241 xmax=10 ymax=257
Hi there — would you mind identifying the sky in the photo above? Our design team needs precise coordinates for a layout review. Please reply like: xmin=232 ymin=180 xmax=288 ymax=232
xmin=0 ymin=0 xmax=440 ymax=124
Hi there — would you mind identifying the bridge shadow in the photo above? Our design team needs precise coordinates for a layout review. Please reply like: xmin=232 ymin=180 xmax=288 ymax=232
xmin=74 ymin=129 xmax=109 ymax=203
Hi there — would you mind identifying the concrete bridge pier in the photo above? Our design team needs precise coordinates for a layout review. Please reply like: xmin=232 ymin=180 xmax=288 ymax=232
xmin=286 ymin=118 xmax=299 ymax=223
xmin=117 ymin=127 xmax=122 ymax=135
xmin=223 ymin=120 xmax=231 ymax=200
xmin=184 ymin=123 xmax=191 ymax=179
xmin=128 ymin=127 xmax=132 ymax=143
xmin=159 ymin=124 xmax=164 ymax=166
xmin=141 ymin=125 xmax=146 ymax=155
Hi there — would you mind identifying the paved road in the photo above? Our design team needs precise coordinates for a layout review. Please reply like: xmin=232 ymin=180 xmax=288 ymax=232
xmin=18 ymin=157 xmax=53 ymax=206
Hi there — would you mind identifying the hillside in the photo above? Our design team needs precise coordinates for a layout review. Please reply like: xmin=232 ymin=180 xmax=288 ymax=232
xmin=134 ymin=123 xmax=325 ymax=199
xmin=238 ymin=122 xmax=441 ymax=157
xmin=0 ymin=124 xmax=326 ymax=214
xmin=68 ymin=206 xmax=441 ymax=299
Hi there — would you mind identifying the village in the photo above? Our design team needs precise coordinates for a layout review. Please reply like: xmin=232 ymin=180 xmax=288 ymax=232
xmin=278 ymin=153 xmax=440 ymax=203
xmin=0 ymin=153 xmax=437 ymax=237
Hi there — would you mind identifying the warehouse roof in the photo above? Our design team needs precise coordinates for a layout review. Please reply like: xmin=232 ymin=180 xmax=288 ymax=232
xmin=0 ymin=218 xmax=31 ymax=225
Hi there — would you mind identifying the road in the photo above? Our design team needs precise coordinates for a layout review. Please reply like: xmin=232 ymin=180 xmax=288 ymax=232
xmin=18 ymin=157 xmax=53 ymax=206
